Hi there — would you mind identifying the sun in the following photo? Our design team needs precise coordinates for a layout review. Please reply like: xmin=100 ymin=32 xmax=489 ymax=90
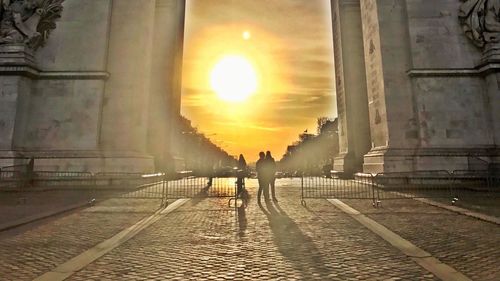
xmin=243 ymin=31 xmax=251 ymax=40
xmin=210 ymin=55 xmax=258 ymax=102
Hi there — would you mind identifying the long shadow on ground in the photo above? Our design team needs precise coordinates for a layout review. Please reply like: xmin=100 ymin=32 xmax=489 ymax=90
xmin=259 ymin=199 xmax=355 ymax=279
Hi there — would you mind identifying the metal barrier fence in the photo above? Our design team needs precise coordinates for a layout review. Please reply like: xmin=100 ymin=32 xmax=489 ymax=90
xmin=0 ymin=170 xmax=26 ymax=188
xmin=0 ymin=164 xmax=29 ymax=188
xmin=0 ymin=168 xmax=242 ymax=207
xmin=301 ymin=170 xmax=500 ymax=206
xmin=166 ymin=176 xmax=237 ymax=197
xmin=301 ymin=173 xmax=375 ymax=202
xmin=33 ymin=171 xmax=95 ymax=187
xmin=91 ymin=175 xmax=240 ymax=206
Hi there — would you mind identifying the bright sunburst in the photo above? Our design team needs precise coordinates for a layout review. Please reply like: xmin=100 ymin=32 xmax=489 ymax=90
xmin=210 ymin=55 xmax=258 ymax=102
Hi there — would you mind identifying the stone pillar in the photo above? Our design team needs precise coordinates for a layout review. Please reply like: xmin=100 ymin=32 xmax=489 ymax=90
xmin=483 ymin=47 xmax=500 ymax=172
xmin=485 ymin=71 xmax=500 ymax=171
xmin=147 ymin=0 xmax=186 ymax=171
xmin=482 ymin=45 xmax=500 ymax=147
xmin=0 ymin=45 xmax=36 ymax=166
xmin=359 ymin=0 xmax=419 ymax=173
xmin=100 ymin=0 xmax=157 ymax=153
xmin=332 ymin=0 xmax=371 ymax=174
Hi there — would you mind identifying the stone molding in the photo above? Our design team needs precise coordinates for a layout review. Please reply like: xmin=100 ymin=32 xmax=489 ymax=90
xmin=407 ymin=64 xmax=500 ymax=77
xmin=0 ymin=150 xmax=154 ymax=159
xmin=0 ymin=67 xmax=110 ymax=80
xmin=365 ymin=146 xmax=500 ymax=157
xmin=1 ymin=44 xmax=110 ymax=80
xmin=363 ymin=146 xmax=500 ymax=173
xmin=38 ymin=71 xmax=110 ymax=80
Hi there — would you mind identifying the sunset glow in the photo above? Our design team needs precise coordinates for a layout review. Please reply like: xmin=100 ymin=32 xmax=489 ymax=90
xmin=182 ymin=0 xmax=336 ymax=159
xmin=210 ymin=55 xmax=258 ymax=102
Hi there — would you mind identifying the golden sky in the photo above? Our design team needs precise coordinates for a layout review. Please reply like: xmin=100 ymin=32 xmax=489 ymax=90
xmin=181 ymin=0 xmax=336 ymax=161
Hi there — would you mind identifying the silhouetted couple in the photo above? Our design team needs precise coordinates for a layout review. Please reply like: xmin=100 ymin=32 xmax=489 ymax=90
xmin=256 ymin=151 xmax=278 ymax=202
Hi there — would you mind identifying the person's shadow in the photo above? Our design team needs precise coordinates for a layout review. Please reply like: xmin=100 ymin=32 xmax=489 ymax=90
xmin=258 ymin=198 xmax=354 ymax=279
xmin=236 ymin=189 xmax=249 ymax=238
xmin=237 ymin=203 xmax=247 ymax=238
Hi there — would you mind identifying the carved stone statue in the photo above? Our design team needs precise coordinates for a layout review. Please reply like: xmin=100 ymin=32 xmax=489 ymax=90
xmin=459 ymin=0 xmax=500 ymax=48
xmin=0 ymin=0 xmax=64 ymax=50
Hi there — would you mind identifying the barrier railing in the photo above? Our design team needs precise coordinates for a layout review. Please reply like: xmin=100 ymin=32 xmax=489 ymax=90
xmin=165 ymin=176 xmax=240 ymax=207
xmin=300 ymin=174 xmax=375 ymax=206
xmin=301 ymin=170 xmax=500 ymax=207
xmin=33 ymin=171 xmax=94 ymax=187
xmin=0 ymin=170 xmax=26 ymax=189
xmin=0 ymin=169 xmax=242 ymax=208
xmin=0 ymin=165 xmax=29 ymax=189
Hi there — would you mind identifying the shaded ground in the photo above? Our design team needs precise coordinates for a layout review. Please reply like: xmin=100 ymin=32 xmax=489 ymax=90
xmin=69 ymin=180 xmax=435 ymax=280
xmin=0 ymin=178 xmax=498 ymax=280
xmin=0 ymin=197 xmax=161 ymax=280
xmin=431 ymin=195 xmax=500 ymax=218
xmin=0 ymin=189 xmax=95 ymax=226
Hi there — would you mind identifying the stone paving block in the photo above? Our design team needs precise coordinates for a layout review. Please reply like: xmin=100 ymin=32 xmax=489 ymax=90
xmin=69 ymin=179 xmax=437 ymax=280
xmin=0 ymin=198 xmax=162 ymax=281
xmin=0 ymin=189 xmax=95 ymax=225
xmin=344 ymin=198 xmax=500 ymax=281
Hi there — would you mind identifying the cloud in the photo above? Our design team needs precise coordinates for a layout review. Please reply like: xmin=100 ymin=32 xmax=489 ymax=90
xmin=290 ymin=59 xmax=333 ymax=70
xmin=213 ymin=121 xmax=290 ymax=132
xmin=287 ymin=75 xmax=333 ymax=91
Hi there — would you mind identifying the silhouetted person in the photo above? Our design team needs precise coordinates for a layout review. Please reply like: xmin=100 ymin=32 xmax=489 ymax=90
xmin=204 ymin=163 xmax=214 ymax=187
xmin=265 ymin=151 xmax=278 ymax=202
xmin=323 ymin=163 xmax=332 ymax=178
xmin=256 ymin=152 xmax=269 ymax=202
xmin=26 ymin=157 xmax=35 ymax=187
xmin=236 ymin=154 xmax=247 ymax=196
xmin=238 ymin=154 xmax=247 ymax=172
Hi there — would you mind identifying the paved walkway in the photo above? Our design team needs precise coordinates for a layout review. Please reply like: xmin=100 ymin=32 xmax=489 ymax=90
xmin=0 ymin=197 xmax=162 ymax=280
xmin=343 ymin=199 xmax=500 ymax=280
xmin=0 ymin=189 xmax=95 ymax=226
xmin=0 ymin=179 xmax=498 ymax=280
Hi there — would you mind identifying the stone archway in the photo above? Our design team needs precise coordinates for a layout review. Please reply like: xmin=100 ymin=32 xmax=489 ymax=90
xmin=0 ymin=0 xmax=499 ymax=174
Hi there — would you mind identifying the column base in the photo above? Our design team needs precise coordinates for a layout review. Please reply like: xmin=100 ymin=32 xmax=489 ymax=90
xmin=334 ymin=152 xmax=363 ymax=175
xmin=0 ymin=150 xmax=155 ymax=173
xmin=363 ymin=147 xmax=500 ymax=174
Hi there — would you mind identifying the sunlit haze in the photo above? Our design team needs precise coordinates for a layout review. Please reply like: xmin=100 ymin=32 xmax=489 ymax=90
xmin=182 ymin=0 xmax=336 ymax=161
xmin=210 ymin=55 xmax=258 ymax=102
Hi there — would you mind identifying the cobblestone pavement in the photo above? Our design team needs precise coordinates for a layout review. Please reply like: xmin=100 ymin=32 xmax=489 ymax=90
xmin=0 ymin=187 xmax=152 ymax=227
xmin=69 ymin=179 xmax=436 ymax=280
xmin=0 ymin=197 xmax=162 ymax=281
xmin=343 ymin=198 xmax=500 ymax=281
xmin=2 ymin=178 xmax=498 ymax=280
xmin=0 ymin=189 xmax=95 ymax=226
xmin=430 ymin=196 xmax=500 ymax=218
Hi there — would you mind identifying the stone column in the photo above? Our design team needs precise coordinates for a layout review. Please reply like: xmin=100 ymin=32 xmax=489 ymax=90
xmin=359 ymin=0 xmax=419 ymax=173
xmin=332 ymin=0 xmax=371 ymax=174
xmin=485 ymin=71 xmax=500 ymax=171
xmin=483 ymin=43 xmax=500 ymax=152
xmin=100 ymin=0 xmax=157 ymax=153
xmin=147 ymin=0 xmax=186 ymax=171
xmin=0 ymin=45 xmax=36 ymax=166
xmin=483 ymin=46 xmax=500 ymax=171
